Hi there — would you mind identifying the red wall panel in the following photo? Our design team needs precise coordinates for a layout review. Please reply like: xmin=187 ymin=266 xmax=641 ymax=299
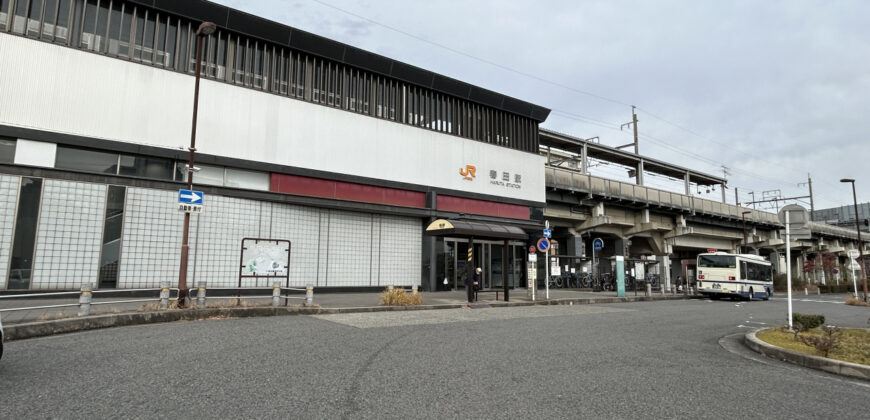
xmin=270 ymin=173 xmax=425 ymax=208
xmin=436 ymin=195 xmax=529 ymax=220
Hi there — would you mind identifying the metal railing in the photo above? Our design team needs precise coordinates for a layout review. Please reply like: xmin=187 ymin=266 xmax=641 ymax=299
xmin=0 ymin=281 xmax=315 ymax=319
xmin=187 ymin=281 xmax=314 ymax=307
xmin=0 ymin=283 xmax=177 ymax=317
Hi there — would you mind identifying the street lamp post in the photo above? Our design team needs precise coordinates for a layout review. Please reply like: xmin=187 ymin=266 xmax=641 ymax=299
xmin=742 ymin=210 xmax=751 ymax=254
xmin=840 ymin=178 xmax=868 ymax=302
xmin=178 ymin=21 xmax=217 ymax=308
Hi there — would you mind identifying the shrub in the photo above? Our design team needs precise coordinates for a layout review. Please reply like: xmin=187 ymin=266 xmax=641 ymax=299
xmin=792 ymin=313 xmax=825 ymax=330
xmin=818 ymin=284 xmax=854 ymax=294
xmin=797 ymin=325 xmax=842 ymax=357
xmin=844 ymin=296 xmax=870 ymax=307
xmin=379 ymin=287 xmax=423 ymax=306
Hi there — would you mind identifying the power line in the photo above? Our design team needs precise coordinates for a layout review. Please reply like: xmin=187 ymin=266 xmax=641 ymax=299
xmin=311 ymin=0 xmax=632 ymax=108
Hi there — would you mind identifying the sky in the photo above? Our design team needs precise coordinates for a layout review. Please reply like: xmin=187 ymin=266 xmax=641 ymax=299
xmin=211 ymin=0 xmax=869 ymax=215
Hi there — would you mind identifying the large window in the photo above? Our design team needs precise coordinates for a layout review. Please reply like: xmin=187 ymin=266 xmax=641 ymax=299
xmin=55 ymin=146 xmax=118 ymax=174
xmin=698 ymin=255 xmax=736 ymax=268
xmin=2 ymin=0 xmax=541 ymax=153
xmin=98 ymin=185 xmax=125 ymax=288
xmin=8 ymin=177 xmax=42 ymax=289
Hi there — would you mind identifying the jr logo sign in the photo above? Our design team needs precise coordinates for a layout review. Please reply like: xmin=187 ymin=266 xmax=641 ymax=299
xmin=459 ymin=165 xmax=476 ymax=181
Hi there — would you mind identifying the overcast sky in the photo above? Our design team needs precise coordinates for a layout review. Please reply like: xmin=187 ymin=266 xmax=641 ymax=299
xmin=212 ymin=0 xmax=869 ymax=215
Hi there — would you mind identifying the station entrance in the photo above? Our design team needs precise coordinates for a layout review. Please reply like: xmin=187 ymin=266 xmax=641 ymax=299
xmin=442 ymin=239 xmax=526 ymax=291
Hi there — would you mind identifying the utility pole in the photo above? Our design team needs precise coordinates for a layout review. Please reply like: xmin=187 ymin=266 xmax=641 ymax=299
xmin=721 ymin=166 xmax=730 ymax=204
xmin=798 ymin=174 xmax=816 ymax=220
xmin=735 ymin=187 xmax=739 ymax=207
xmin=748 ymin=191 xmax=756 ymax=209
xmin=618 ymin=105 xmax=639 ymax=154
xmin=807 ymin=173 xmax=815 ymax=220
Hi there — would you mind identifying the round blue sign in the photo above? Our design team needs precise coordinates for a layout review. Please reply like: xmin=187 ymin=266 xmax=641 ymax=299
xmin=593 ymin=238 xmax=604 ymax=251
xmin=536 ymin=238 xmax=551 ymax=253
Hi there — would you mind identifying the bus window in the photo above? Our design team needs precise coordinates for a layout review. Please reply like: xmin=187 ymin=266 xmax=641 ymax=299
xmin=698 ymin=255 xmax=736 ymax=268
xmin=740 ymin=262 xmax=747 ymax=279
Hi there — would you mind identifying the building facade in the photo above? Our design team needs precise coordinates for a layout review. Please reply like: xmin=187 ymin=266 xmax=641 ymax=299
xmin=0 ymin=0 xmax=549 ymax=291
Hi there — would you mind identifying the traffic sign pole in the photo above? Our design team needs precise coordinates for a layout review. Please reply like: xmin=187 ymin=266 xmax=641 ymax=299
xmin=545 ymin=220 xmax=550 ymax=300
xmin=786 ymin=211 xmax=793 ymax=330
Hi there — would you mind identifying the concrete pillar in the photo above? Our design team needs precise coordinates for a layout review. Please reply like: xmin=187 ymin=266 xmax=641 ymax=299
xmin=684 ymin=172 xmax=691 ymax=196
xmin=581 ymin=143 xmax=588 ymax=174
xmin=637 ymin=159 xmax=644 ymax=186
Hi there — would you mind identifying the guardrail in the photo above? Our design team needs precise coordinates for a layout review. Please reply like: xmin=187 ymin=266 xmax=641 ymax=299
xmin=0 ymin=281 xmax=315 ymax=318
xmin=0 ymin=283 xmax=178 ymax=317
xmin=188 ymin=281 xmax=314 ymax=307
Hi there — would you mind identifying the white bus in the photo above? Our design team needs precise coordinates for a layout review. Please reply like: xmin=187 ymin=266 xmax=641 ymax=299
xmin=696 ymin=252 xmax=773 ymax=301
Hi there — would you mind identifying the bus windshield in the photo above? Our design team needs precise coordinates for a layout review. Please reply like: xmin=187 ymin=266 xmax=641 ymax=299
xmin=698 ymin=255 xmax=736 ymax=268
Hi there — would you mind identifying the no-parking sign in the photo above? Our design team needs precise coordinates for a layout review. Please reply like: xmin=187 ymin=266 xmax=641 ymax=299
xmin=536 ymin=238 xmax=551 ymax=253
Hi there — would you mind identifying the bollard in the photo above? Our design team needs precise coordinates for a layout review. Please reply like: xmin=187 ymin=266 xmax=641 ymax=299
xmin=78 ymin=282 xmax=93 ymax=317
xmin=197 ymin=281 xmax=207 ymax=307
xmin=305 ymin=284 xmax=314 ymax=307
xmin=817 ymin=288 xmax=820 ymax=296
xmin=272 ymin=281 xmax=282 ymax=307
xmin=646 ymin=283 xmax=651 ymax=297
xmin=412 ymin=285 xmax=418 ymax=295
xmin=804 ymin=288 xmax=808 ymax=296
xmin=159 ymin=281 xmax=170 ymax=309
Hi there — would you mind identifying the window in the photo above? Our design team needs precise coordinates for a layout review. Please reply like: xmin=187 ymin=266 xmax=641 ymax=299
xmin=698 ymin=255 xmax=736 ymax=268
xmin=119 ymin=155 xmax=173 ymax=180
xmin=0 ymin=0 xmax=11 ymax=31
xmin=181 ymin=163 xmax=223 ymax=186
xmin=0 ymin=137 xmax=15 ymax=163
xmin=99 ymin=185 xmax=125 ymax=288
xmin=55 ymin=146 xmax=119 ymax=174
xmin=225 ymin=168 xmax=268 ymax=190
xmin=8 ymin=177 xmax=42 ymax=289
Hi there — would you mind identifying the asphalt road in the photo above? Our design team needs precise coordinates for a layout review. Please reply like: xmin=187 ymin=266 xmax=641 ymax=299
xmin=1 ymin=295 xmax=868 ymax=419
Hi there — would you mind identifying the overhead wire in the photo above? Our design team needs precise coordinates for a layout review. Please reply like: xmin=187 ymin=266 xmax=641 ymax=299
xmin=310 ymin=0 xmax=851 ymax=208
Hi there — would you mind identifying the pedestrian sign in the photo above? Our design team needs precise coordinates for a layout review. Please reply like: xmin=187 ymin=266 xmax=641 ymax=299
xmin=593 ymin=238 xmax=604 ymax=251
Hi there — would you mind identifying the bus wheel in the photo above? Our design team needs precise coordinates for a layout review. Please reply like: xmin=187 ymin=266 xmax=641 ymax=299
xmin=709 ymin=294 xmax=720 ymax=300
xmin=763 ymin=288 xmax=770 ymax=301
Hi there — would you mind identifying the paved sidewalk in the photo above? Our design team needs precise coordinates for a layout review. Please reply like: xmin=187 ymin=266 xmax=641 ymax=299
xmin=0 ymin=287 xmax=689 ymax=325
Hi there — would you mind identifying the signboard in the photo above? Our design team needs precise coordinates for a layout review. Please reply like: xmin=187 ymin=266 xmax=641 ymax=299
xmin=543 ymin=229 xmax=552 ymax=239
xmin=529 ymin=246 xmax=536 ymax=254
xmin=706 ymin=248 xmax=718 ymax=253
xmin=593 ymin=238 xmax=604 ymax=251
xmin=178 ymin=189 xmax=204 ymax=213
xmin=778 ymin=204 xmax=809 ymax=228
xmin=528 ymin=253 xmax=538 ymax=263
xmin=537 ymin=238 xmax=551 ymax=253
xmin=848 ymin=250 xmax=860 ymax=259
xmin=239 ymin=238 xmax=291 ymax=287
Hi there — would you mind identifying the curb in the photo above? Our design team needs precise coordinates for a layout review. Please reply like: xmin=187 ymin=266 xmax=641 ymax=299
xmin=4 ymin=294 xmax=687 ymax=341
xmin=744 ymin=328 xmax=870 ymax=381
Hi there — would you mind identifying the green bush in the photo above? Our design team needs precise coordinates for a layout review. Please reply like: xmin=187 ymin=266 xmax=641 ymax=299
xmin=793 ymin=313 xmax=825 ymax=330
xmin=818 ymin=284 xmax=853 ymax=294
xmin=773 ymin=274 xmax=806 ymax=292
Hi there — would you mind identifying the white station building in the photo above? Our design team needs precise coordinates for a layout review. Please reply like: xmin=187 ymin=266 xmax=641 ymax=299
xmin=0 ymin=0 xmax=550 ymax=291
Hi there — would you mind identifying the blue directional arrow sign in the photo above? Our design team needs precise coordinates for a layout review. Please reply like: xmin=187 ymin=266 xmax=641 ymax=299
xmin=543 ymin=228 xmax=552 ymax=239
xmin=178 ymin=189 xmax=204 ymax=213
xmin=178 ymin=189 xmax=204 ymax=204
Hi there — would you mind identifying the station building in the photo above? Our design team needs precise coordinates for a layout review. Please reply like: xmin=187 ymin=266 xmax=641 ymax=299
xmin=0 ymin=0 xmax=550 ymax=291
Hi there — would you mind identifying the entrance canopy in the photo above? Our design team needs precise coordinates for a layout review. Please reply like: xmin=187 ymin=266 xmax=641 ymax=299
xmin=425 ymin=219 xmax=528 ymax=241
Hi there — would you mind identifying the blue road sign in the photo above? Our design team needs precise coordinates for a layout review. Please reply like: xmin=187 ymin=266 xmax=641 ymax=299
xmin=543 ymin=228 xmax=552 ymax=238
xmin=178 ymin=189 xmax=204 ymax=205
xmin=536 ymin=238 xmax=551 ymax=253
xmin=593 ymin=238 xmax=604 ymax=251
